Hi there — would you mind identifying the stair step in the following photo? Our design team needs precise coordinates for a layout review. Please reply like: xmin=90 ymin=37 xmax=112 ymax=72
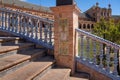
xmin=0 ymin=54 xmax=30 ymax=71
xmin=0 ymin=49 xmax=44 ymax=71
xmin=0 ymin=60 xmax=30 ymax=77
xmin=70 ymin=75 xmax=89 ymax=80
xmin=0 ymin=37 xmax=22 ymax=46
xmin=0 ymin=37 xmax=20 ymax=42
xmin=0 ymin=49 xmax=45 ymax=72
xmin=70 ymin=73 xmax=90 ymax=80
xmin=70 ymin=77 xmax=89 ymax=80
xmin=0 ymin=56 xmax=55 ymax=80
xmin=0 ymin=43 xmax=34 ymax=54
xmin=36 ymin=68 xmax=71 ymax=80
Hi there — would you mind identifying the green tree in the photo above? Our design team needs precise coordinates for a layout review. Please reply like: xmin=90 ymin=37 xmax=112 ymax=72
xmin=93 ymin=18 xmax=120 ymax=44
xmin=93 ymin=18 xmax=120 ymax=74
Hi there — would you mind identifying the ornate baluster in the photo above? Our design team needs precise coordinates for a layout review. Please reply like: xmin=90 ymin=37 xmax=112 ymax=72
xmin=17 ymin=14 xmax=20 ymax=33
xmin=20 ymin=15 xmax=23 ymax=34
xmin=35 ymin=19 xmax=38 ymax=39
xmin=23 ymin=16 xmax=26 ymax=35
xmin=0 ymin=10 xmax=2 ymax=28
xmin=37 ymin=20 xmax=40 ymax=40
xmin=25 ymin=16 xmax=28 ymax=35
xmin=80 ymin=34 xmax=84 ymax=59
xmin=113 ymin=49 xmax=118 ymax=76
xmin=39 ymin=21 xmax=43 ymax=41
xmin=21 ymin=15 xmax=24 ymax=34
xmin=28 ymin=17 xmax=32 ymax=37
xmin=86 ymin=37 xmax=90 ymax=61
xmin=13 ymin=12 xmax=16 ymax=32
xmin=1 ymin=11 xmax=4 ymax=29
xmin=25 ymin=17 xmax=28 ymax=35
xmin=99 ymin=43 xmax=103 ymax=68
xmin=4 ymin=12 xmax=7 ymax=29
xmin=11 ymin=13 xmax=14 ymax=32
xmin=26 ymin=17 xmax=29 ymax=36
xmin=15 ymin=12 xmax=18 ymax=33
xmin=6 ymin=12 xmax=9 ymax=30
xmin=13 ymin=13 xmax=16 ymax=32
xmin=22 ymin=16 xmax=26 ymax=35
xmin=106 ymin=46 xmax=110 ymax=72
xmin=31 ymin=18 xmax=34 ymax=38
xmin=8 ymin=12 xmax=11 ymax=31
xmin=93 ymin=40 xmax=97 ymax=65
xmin=44 ymin=23 xmax=48 ymax=43
xmin=0 ymin=10 xmax=1 ymax=27
xmin=19 ymin=15 xmax=22 ymax=34
xmin=13 ymin=12 xmax=15 ymax=32
xmin=49 ymin=23 xmax=52 ymax=45
xmin=7 ymin=12 xmax=9 ymax=30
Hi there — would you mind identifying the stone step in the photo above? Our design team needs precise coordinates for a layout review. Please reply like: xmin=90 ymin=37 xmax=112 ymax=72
xmin=0 ymin=54 xmax=30 ymax=71
xmin=70 ymin=73 xmax=89 ymax=80
xmin=0 ymin=49 xmax=45 ymax=71
xmin=0 ymin=49 xmax=46 ymax=77
xmin=0 ymin=43 xmax=33 ymax=53
xmin=70 ymin=77 xmax=89 ymax=80
xmin=0 ymin=60 xmax=30 ymax=78
xmin=0 ymin=37 xmax=20 ymax=42
xmin=0 ymin=31 xmax=17 ymax=37
xmin=0 ymin=43 xmax=34 ymax=58
xmin=0 ymin=56 xmax=55 ymax=80
xmin=0 ymin=37 xmax=23 ymax=46
xmin=35 ymin=68 xmax=71 ymax=80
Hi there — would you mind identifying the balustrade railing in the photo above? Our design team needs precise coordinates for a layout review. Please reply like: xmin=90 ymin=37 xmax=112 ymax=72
xmin=76 ymin=29 xmax=120 ymax=80
xmin=0 ymin=7 xmax=54 ymax=49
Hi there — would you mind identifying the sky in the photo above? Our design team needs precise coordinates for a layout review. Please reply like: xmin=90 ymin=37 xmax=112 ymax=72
xmin=20 ymin=0 xmax=120 ymax=15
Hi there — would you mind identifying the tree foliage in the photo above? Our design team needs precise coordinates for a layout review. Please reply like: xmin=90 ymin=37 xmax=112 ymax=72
xmin=93 ymin=18 xmax=120 ymax=44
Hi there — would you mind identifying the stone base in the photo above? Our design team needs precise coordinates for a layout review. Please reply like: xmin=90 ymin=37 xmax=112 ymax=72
xmin=76 ymin=61 xmax=112 ymax=80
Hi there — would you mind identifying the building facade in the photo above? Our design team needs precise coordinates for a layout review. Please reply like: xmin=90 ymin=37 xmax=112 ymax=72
xmin=0 ymin=0 xmax=120 ymax=32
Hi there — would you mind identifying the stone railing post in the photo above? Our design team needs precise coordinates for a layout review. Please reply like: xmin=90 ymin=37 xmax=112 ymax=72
xmin=51 ymin=5 xmax=80 ymax=74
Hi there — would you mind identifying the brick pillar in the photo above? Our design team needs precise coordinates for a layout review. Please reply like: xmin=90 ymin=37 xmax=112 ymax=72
xmin=51 ymin=5 xmax=80 ymax=74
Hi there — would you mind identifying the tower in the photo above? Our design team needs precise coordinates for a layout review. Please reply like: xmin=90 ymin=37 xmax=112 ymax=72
xmin=108 ymin=4 xmax=112 ymax=17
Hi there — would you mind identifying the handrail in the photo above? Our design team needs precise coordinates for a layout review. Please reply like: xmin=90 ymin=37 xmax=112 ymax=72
xmin=76 ymin=29 xmax=120 ymax=49
xmin=76 ymin=28 xmax=120 ymax=80
xmin=0 ymin=7 xmax=54 ymax=49
xmin=0 ymin=8 xmax=54 ymax=23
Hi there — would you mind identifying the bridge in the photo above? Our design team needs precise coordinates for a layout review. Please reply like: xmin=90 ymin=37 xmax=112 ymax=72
xmin=0 ymin=0 xmax=120 ymax=80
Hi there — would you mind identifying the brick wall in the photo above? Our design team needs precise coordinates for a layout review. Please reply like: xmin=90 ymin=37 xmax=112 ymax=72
xmin=76 ymin=61 xmax=112 ymax=80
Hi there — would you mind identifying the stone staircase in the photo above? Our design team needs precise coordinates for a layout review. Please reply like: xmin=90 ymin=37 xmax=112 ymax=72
xmin=0 ymin=36 xmax=89 ymax=80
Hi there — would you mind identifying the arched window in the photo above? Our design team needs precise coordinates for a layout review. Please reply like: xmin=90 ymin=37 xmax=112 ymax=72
xmin=83 ymin=24 xmax=86 ymax=29
xmin=91 ymin=24 xmax=94 ymax=29
xmin=79 ymin=24 xmax=81 ymax=29
xmin=87 ymin=24 xmax=90 ymax=29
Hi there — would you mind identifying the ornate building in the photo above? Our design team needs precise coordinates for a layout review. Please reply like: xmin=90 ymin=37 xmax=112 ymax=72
xmin=0 ymin=0 xmax=120 ymax=32
xmin=79 ymin=3 xmax=110 ymax=31
xmin=78 ymin=2 xmax=120 ymax=32
xmin=0 ymin=0 xmax=54 ymax=20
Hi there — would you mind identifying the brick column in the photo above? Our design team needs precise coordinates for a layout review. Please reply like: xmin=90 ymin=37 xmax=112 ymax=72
xmin=51 ymin=5 xmax=80 ymax=74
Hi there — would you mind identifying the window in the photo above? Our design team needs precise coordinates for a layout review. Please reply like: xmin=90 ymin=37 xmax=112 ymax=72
xmin=79 ymin=24 xmax=81 ymax=29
